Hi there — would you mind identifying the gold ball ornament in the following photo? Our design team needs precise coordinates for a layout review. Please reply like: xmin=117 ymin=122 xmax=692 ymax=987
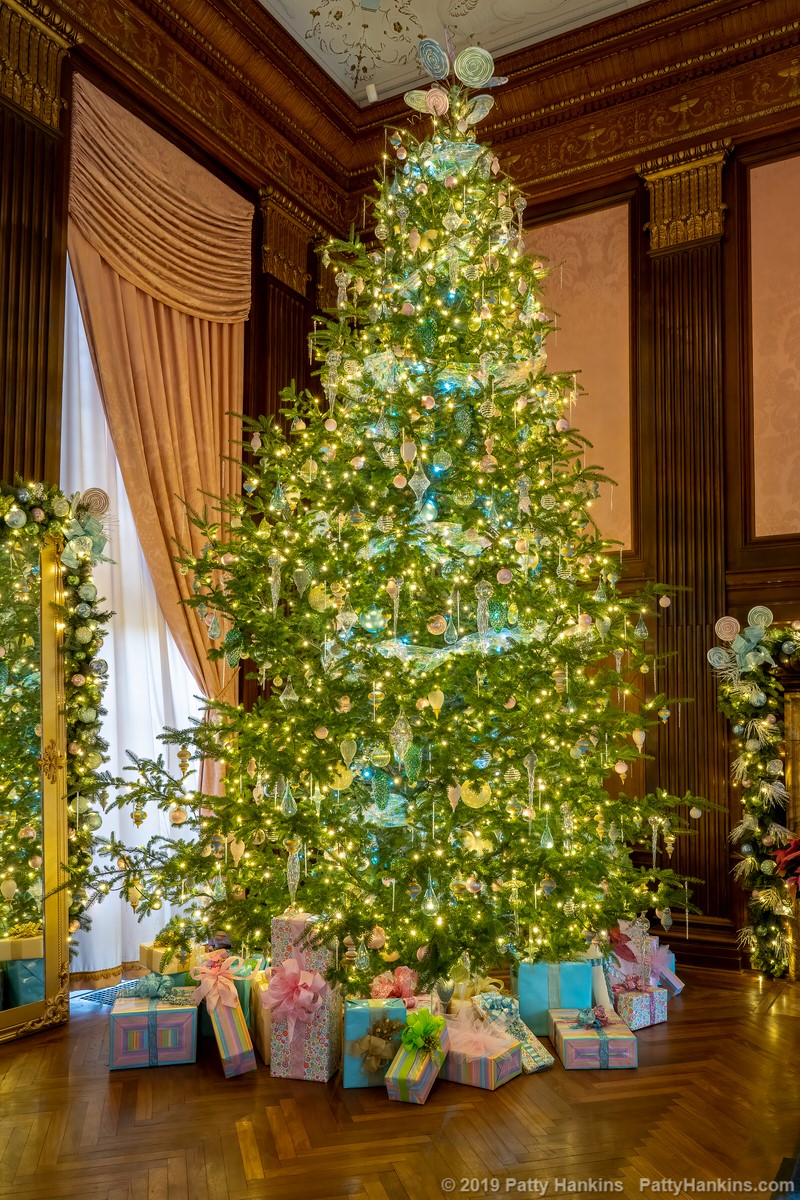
xmin=461 ymin=780 xmax=492 ymax=808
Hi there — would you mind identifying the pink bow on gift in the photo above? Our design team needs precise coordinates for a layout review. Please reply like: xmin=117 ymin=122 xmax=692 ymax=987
xmin=370 ymin=966 xmax=419 ymax=1005
xmin=190 ymin=952 xmax=244 ymax=1012
xmin=262 ymin=957 xmax=327 ymax=1039
xmin=612 ymin=975 xmax=652 ymax=995
xmin=445 ymin=1005 xmax=514 ymax=1058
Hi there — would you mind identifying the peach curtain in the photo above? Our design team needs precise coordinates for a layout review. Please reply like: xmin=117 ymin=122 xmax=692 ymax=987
xmin=68 ymin=75 xmax=253 ymax=706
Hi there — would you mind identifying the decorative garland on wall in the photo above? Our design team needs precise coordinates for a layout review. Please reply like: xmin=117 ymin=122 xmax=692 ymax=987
xmin=0 ymin=482 xmax=111 ymax=942
xmin=708 ymin=607 xmax=800 ymax=977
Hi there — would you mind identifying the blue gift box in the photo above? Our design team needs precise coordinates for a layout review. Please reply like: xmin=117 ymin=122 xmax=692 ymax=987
xmin=5 ymin=958 xmax=45 ymax=1007
xmin=343 ymin=998 xmax=408 ymax=1088
xmin=515 ymin=960 xmax=593 ymax=1035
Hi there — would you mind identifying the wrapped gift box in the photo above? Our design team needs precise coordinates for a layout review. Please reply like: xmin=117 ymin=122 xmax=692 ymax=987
xmin=197 ymin=952 xmax=263 ymax=1035
xmin=0 ymin=934 xmax=43 ymax=960
xmin=249 ymin=972 xmax=272 ymax=1066
xmin=613 ymin=986 xmax=668 ymax=1031
xmin=138 ymin=941 xmax=202 ymax=980
xmin=206 ymin=994 xmax=257 ymax=1077
xmin=268 ymin=913 xmax=340 ymax=1082
xmin=471 ymin=993 xmax=554 ymax=1073
xmin=343 ymin=998 xmax=407 ymax=1088
xmin=4 ymin=958 xmax=45 ymax=1007
xmin=385 ymin=1017 xmax=449 ymax=1104
xmin=439 ymin=1009 xmax=522 ymax=1091
xmin=548 ymin=1008 xmax=637 ymax=1070
xmin=515 ymin=960 xmax=593 ymax=1036
xmin=109 ymin=988 xmax=197 ymax=1069
xmin=190 ymin=956 xmax=257 ymax=1077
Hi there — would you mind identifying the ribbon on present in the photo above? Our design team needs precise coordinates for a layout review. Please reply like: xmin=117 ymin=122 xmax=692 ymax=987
xmin=572 ymin=1005 xmax=611 ymax=1069
xmin=611 ymin=975 xmax=652 ymax=996
xmin=400 ymin=1007 xmax=446 ymax=1055
xmin=371 ymin=966 xmax=419 ymax=1006
xmin=190 ymin=953 xmax=246 ymax=1013
xmin=263 ymin=956 xmax=328 ymax=1077
xmin=349 ymin=1014 xmax=403 ymax=1075
xmin=445 ymin=1005 xmax=514 ymax=1059
xmin=449 ymin=961 xmax=504 ymax=1002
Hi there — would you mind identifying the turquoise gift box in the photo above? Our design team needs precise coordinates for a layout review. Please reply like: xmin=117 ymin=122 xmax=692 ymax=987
xmin=514 ymin=960 xmax=593 ymax=1036
xmin=343 ymin=998 xmax=408 ymax=1088
xmin=5 ymin=958 xmax=45 ymax=1007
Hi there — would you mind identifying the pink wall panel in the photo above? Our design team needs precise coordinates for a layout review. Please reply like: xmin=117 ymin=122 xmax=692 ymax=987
xmin=525 ymin=204 xmax=632 ymax=549
xmin=750 ymin=155 xmax=800 ymax=538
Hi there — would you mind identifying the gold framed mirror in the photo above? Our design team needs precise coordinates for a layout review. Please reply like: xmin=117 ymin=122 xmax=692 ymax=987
xmin=0 ymin=538 xmax=69 ymax=1041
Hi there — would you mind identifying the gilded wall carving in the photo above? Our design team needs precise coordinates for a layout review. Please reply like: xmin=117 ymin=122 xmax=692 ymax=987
xmin=638 ymin=141 xmax=729 ymax=251
xmin=0 ymin=0 xmax=78 ymax=129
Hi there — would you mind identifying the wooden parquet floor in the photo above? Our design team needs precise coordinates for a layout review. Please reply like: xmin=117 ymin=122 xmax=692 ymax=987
xmin=1 ymin=968 xmax=799 ymax=1200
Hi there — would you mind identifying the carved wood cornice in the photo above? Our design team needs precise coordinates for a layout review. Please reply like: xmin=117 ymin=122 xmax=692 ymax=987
xmin=638 ymin=141 xmax=731 ymax=252
xmin=0 ymin=0 xmax=80 ymax=130
xmin=260 ymin=185 xmax=325 ymax=296
xmin=32 ymin=0 xmax=800 ymax=228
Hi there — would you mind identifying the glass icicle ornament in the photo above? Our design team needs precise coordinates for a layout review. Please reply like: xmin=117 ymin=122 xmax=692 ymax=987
xmin=281 ymin=781 xmax=297 ymax=817
xmin=355 ymin=937 xmax=370 ymax=971
xmin=284 ymin=837 xmax=301 ymax=911
xmin=422 ymin=872 xmax=440 ymax=916
xmin=475 ymin=580 xmax=493 ymax=643
xmin=268 ymin=552 xmax=282 ymax=615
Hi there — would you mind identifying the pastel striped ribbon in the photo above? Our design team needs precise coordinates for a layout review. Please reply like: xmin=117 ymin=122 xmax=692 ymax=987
xmin=147 ymin=1000 xmax=158 ymax=1067
xmin=547 ymin=962 xmax=561 ymax=1009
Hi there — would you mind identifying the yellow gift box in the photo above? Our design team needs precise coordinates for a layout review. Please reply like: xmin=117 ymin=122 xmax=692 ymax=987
xmin=0 ymin=935 xmax=44 ymax=960
xmin=249 ymin=970 xmax=272 ymax=1065
xmin=138 ymin=942 xmax=201 ymax=975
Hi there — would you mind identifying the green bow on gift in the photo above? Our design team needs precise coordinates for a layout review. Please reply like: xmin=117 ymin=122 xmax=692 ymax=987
xmin=731 ymin=626 xmax=774 ymax=673
xmin=400 ymin=1007 xmax=445 ymax=1054
xmin=60 ymin=513 xmax=108 ymax=568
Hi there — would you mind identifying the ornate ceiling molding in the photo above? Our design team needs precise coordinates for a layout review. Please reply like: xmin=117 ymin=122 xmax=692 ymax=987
xmin=0 ymin=0 xmax=80 ymax=129
xmin=26 ymin=0 xmax=800 ymax=227
xmin=638 ymin=141 xmax=731 ymax=252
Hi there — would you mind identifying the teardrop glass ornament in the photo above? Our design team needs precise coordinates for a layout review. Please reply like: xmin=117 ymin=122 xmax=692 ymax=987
xmin=539 ymin=816 xmax=554 ymax=850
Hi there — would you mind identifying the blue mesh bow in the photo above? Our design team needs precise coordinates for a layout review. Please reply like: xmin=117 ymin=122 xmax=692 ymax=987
xmin=61 ymin=513 xmax=107 ymax=568
xmin=731 ymin=627 xmax=774 ymax=673
xmin=129 ymin=972 xmax=180 ymax=1000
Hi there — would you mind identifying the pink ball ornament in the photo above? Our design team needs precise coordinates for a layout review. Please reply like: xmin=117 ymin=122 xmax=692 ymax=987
xmin=350 ymin=456 xmax=365 ymax=470
xmin=324 ymin=418 xmax=337 ymax=432
xmin=393 ymin=474 xmax=407 ymax=489
xmin=504 ymin=696 xmax=517 ymax=709
xmin=659 ymin=595 xmax=671 ymax=608
xmin=497 ymin=568 xmax=513 ymax=584
xmin=71 ymin=674 xmax=86 ymax=687
xmin=555 ymin=418 xmax=569 ymax=432
xmin=416 ymin=945 xmax=429 ymax=962
xmin=416 ymin=697 xmax=430 ymax=709
xmin=31 ymin=508 xmax=45 ymax=523
xmin=445 ymin=175 xmax=458 ymax=189
xmin=421 ymin=395 xmax=435 ymax=410
xmin=401 ymin=302 xmax=415 ymax=317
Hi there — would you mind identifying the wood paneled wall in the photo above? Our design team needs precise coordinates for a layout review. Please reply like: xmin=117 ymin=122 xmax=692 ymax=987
xmin=0 ymin=1 xmax=75 ymax=483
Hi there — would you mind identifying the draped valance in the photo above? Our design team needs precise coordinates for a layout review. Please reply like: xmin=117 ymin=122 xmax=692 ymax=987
xmin=69 ymin=75 xmax=252 ymax=323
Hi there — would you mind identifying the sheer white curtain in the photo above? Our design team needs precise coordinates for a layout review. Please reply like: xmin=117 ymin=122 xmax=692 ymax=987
xmin=61 ymin=260 xmax=204 ymax=987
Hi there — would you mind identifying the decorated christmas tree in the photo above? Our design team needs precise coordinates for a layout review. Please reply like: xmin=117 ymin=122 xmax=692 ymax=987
xmin=94 ymin=42 xmax=700 ymax=987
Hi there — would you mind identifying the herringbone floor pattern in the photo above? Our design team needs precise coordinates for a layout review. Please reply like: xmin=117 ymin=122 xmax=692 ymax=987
xmin=0 ymin=969 xmax=798 ymax=1200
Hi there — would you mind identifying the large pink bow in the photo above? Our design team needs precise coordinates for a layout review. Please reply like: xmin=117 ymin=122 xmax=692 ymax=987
xmin=445 ymin=1005 xmax=514 ymax=1059
xmin=370 ymin=966 xmax=418 ymax=1004
xmin=648 ymin=943 xmax=672 ymax=982
xmin=614 ymin=974 xmax=652 ymax=993
xmin=190 ymin=952 xmax=243 ymax=1012
xmin=262 ymin=957 xmax=327 ymax=1040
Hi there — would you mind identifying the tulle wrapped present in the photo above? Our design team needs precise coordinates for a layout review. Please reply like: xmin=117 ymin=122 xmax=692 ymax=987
xmin=439 ymin=1005 xmax=521 ymax=1090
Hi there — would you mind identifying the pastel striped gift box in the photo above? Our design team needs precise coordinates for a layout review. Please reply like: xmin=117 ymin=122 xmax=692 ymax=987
xmin=109 ymin=989 xmax=197 ymax=1070
xmin=385 ymin=1024 xmax=450 ymax=1104
xmin=471 ymin=993 xmax=554 ymax=1073
xmin=207 ymin=996 xmax=257 ymax=1078
xmin=548 ymin=1008 xmax=637 ymax=1070
xmin=439 ymin=1036 xmax=522 ymax=1091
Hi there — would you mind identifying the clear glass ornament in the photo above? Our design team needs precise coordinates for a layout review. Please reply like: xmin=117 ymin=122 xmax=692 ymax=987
xmin=422 ymin=872 xmax=440 ymax=916
xmin=268 ymin=552 xmax=282 ymax=615
xmin=281 ymin=781 xmax=297 ymax=817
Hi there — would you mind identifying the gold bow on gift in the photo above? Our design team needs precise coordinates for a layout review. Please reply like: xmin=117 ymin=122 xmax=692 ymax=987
xmin=350 ymin=1016 xmax=403 ymax=1074
xmin=450 ymin=963 xmax=505 ymax=1001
